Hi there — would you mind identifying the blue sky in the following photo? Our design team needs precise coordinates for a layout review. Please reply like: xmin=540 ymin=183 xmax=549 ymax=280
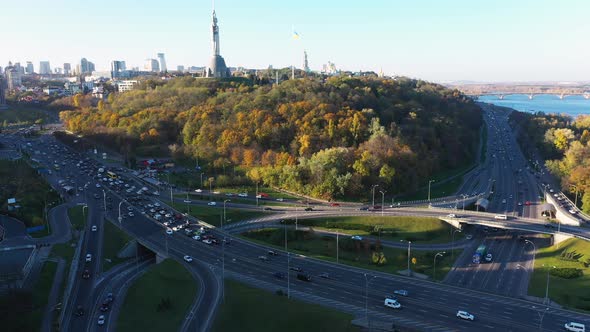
xmin=3 ymin=0 xmax=590 ymax=82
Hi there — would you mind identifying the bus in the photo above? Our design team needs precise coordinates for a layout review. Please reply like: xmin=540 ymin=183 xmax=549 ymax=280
xmin=472 ymin=245 xmax=486 ymax=264
xmin=107 ymin=171 xmax=118 ymax=179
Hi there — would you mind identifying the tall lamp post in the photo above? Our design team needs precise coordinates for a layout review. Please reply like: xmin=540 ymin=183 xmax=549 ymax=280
xmin=379 ymin=190 xmax=386 ymax=216
xmin=543 ymin=264 xmax=556 ymax=305
xmin=363 ymin=273 xmax=377 ymax=327
xmin=570 ymin=184 xmax=579 ymax=207
xmin=433 ymin=251 xmax=446 ymax=281
xmin=451 ymin=229 xmax=461 ymax=259
xmin=428 ymin=180 xmax=435 ymax=202
xmin=118 ymin=201 xmax=124 ymax=223
xmin=401 ymin=240 xmax=412 ymax=276
xmin=102 ymin=190 xmax=106 ymax=212
xmin=223 ymin=199 xmax=230 ymax=230
xmin=371 ymin=185 xmax=379 ymax=207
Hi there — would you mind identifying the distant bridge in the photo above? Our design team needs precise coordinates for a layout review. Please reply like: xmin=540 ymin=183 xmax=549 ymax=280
xmin=468 ymin=92 xmax=590 ymax=100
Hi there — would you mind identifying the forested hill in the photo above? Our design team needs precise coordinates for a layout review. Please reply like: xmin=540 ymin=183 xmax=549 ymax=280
xmin=59 ymin=76 xmax=482 ymax=199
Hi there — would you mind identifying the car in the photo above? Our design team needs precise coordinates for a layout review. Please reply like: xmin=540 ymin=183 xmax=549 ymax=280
xmin=447 ymin=214 xmax=457 ymax=218
xmin=207 ymin=202 xmax=217 ymax=206
xmin=267 ymin=250 xmax=278 ymax=256
xmin=319 ymin=272 xmax=330 ymax=279
xmin=290 ymin=266 xmax=302 ymax=272
xmin=501 ymin=199 xmax=506 ymax=204
xmin=258 ymin=255 xmax=269 ymax=261
xmin=203 ymin=239 xmax=213 ymax=245
xmin=384 ymin=297 xmax=401 ymax=309
xmin=183 ymin=255 xmax=193 ymax=262
xmin=525 ymin=201 xmax=531 ymax=206
xmin=359 ymin=206 xmax=369 ymax=211
xmin=456 ymin=310 xmax=474 ymax=321
xmin=296 ymin=273 xmax=312 ymax=282
xmin=304 ymin=207 xmax=313 ymax=211
xmin=569 ymin=209 xmax=577 ymax=214
xmin=351 ymin=235 xmax=363 ymax=241
xmin=166 ymin=228 xmax=173 ymax=235
xmin=75 ymin=305 xmax=85 ymax=317
xmin=96 ymin=183 xmax=101 ymax=188
xmin=195 ymin=189 xmax=203 ymax=193
xmin=100 ymin=301 xmax=110 ymax=312
xmin=330 ymin=203 xmax=340 ymax=207
xmin=106 ymin=293 xmax=114 ymax=303
xmin=91 ymin=225 xmax=97 ymax=232
xmin=192 ymin=235 xmax=201 ymax=240
xmin=276 ymin=198 xmax=284 ymax=202
xmin=564 ymin=322 xmax=586 ymax=332
xmin=517 ymin=202 xmax=523 ymax=206
xmin=393 ymin=289 xmax=409 ymax=297
xmin=485 ymin=253 xmax=493 ymax=262
xmin=263 ymin=207 xmax=272 ymax=211
xmin=82 ymin=269 xmax=90 ymax=279
xmin=549 ymin=189 xmax=555 ymax=193
xmin=97 ymin=315 xmax=105 ymax=326
xmin=128 ymin=212 xmax=134 ymax=217
xmin=273 ymin=272 xmax=285 ymax=279
xmin=183 ymin=199 xmax=191 ymax=203
xmin=85 ymin=254 xmax=92 ymax=262
xmin=466 ymin=234 xmax=473 ymax=240
xmin=238 ymin=193 xmax=248 ymax=197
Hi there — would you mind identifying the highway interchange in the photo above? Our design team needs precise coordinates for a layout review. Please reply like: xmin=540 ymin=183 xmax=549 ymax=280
xmin=3 ymin=104 xmax=590 ymax=331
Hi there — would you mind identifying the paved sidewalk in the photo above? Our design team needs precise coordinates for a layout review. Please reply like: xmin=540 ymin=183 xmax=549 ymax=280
xmin=41 ymin=257 xmax=66 ymax=332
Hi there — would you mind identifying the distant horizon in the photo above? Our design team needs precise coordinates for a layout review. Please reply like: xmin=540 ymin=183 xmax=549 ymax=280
xmin=3 ymin=0 xmax=590 ymax=82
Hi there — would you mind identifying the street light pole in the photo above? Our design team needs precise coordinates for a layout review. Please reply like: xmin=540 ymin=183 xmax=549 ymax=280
xmin=379 ymin=190 xmax=386 ymax=216
xmin=451 ymin=229 xmax=461 ymax=259
xmin=102 ymin=190 xmax=106 ymax=212
xmin=433 ymin=251 xmax=445 ymax=281
xmin=118 ymin=201 xmax=123 ymax=223
xmin=223 ymin=199 xmax=230 ymax=230
xmin=428 ymin=180 xmax=435 ymax=202
xmin=363 ymin=274 xmax=376 ymax=327
xmin=401 ymin=240 xmax=412 ymax=276
xmin=371 ymin=185 xmax=379 ymax=207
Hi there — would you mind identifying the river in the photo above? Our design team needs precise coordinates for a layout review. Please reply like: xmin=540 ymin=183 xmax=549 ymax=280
xmin=477 ymin=94 xmax=590 ymax=117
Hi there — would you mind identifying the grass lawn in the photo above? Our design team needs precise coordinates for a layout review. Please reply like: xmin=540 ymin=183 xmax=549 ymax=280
xmin=175 ymin=193 xmax=288 ymax=207
xmin=68 ymin=205 xmax=86 ymax=231
xmin=166 ymin=200 xmax=269 ymax=227
xmin=212 ymin=280 xmax=359 ymax=332
xmin=0 ymin=159 xmax=60 ymax=229
xmin=102 ymin=220 xmax=132 ymax=272
xmin=529 ymin=238 xmax=590 ymax=311
xmin=284 ymin=216 xmax=464 ymax=244
xmin=243 ymin=229 xmax=460 ymax=281
xmin=0 ymin=106 xmax=55 ymax=126
xmin=28 ymin=260 xmax=58 ymax=330
xmin=117 ymin=259 xmax=197 ymax=332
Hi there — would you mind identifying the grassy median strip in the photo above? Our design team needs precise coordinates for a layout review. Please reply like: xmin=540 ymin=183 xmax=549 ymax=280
xmin=67 ymin=205 xmax=86 ymax=231
xmin=102 ymin=220 xmax=131 ymax=272
xmin=284 ymin=216 xmax=464 ymax=244
xmin=166 ymin=200 xmax=268 ymax=227
xmin=212 ymin=280 xmax=359 ymax=332
xmin=529 ymin=238 xmax=590 ymax=311
xmin=243 ymin=228 xmax=460 ymax=281
xmin=117 ymin=259 xmax=197 ymax=332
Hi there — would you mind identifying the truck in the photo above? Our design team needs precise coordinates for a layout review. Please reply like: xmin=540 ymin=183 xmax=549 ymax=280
xmin=472 ymin=245 xmax=487 ymax=264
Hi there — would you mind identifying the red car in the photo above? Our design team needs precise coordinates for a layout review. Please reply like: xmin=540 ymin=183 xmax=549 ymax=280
xmin=525 ymin=201 xmax=531 ymax=206
xmin=330 ymin=203 xmax=340 ymax=207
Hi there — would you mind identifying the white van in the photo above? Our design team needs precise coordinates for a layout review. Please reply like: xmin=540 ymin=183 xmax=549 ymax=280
xmin=384 ymin=298 xmax=401 ymax=309
xmin=494 ymin=215 xmax=508 ymax=220
xmin=565 ymin=322 xmax=585 ymax=332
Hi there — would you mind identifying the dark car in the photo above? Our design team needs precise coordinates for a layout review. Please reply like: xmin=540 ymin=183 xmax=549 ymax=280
xmin=273 ymin=272 xmax=285 ymax=279
xmin=75 ymin=306 xmax=85 ymax=317
xmin=304 ymin=207 xmax=313 ymax=211
xmin=106 ymin=293 xmax=114 ymax=303
xmin=359 ymin=206 xmax=369 ymax=211
xmin=290 ymin=267 xmax=302 ymax=272
xmin=82 ymin=269 xmax=90 ymax=279
xmin=319 ymin=272 xmax=330 ymax=279
xmin=263 ymin=207 xmax=272 ymax=211
xmin=267 ymin=250 xmax=278 ymax=256
xmin=100 ymin=300 xmax=110 ymax=312
xmin=297 ymin=273 xmax=312 ymax=282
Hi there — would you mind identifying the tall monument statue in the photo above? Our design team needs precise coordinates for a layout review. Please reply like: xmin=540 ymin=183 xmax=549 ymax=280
xmin=205 ymin=6 xmax=230 ymax=78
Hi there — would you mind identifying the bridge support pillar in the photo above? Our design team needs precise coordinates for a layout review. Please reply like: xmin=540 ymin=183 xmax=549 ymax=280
xmin=553 ymin=233 xmax=572 ymax=246
xmin=156 ymin=253 xmax=168 ymax=264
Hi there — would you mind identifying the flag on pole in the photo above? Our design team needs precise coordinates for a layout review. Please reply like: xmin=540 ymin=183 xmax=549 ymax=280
xmin=292 ymin=26 xmax=301 ymax=40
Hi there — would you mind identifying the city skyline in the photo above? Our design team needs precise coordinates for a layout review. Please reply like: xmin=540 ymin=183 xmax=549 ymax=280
xmin=2 ymin=0 xmax=590 ymax=82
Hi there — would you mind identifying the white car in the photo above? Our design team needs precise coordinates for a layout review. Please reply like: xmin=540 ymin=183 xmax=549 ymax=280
xmin=192 ymin=235 xmax=201 ymax=240
xmin=351 ymin=235 xmax=363 ymax=241
xmin=96 ymin=184 xmax=101 ymax=188
xmin=128 ymin=212 xmax=134 ymax=217
xmin=238 ymin=193 xmax=248 ymax=197
xmin=183 ymin=255 xmax=193 ymax=263
xmin=97 ymin=315 xmax=105 ymax=325
xmin=501 ymin=199 xmax=506 ymax=204
xmin=565 ymin=322 xmax=586 ymax=332
xmin=456 ymin=310 xmax=474 ymax=321
xmin=384 ymin=298 xmax=401 ymax=309
xmin=183 ymin=199 xmax=191 ymax=203
xmin=195 ymin=189 xmax=203 ymax=193
xmin=485 ymin=253 xmax=493 ymax=262
xmin=154 ymin=203 xmax=161 ymax=207
xmin=91 ymin=225 xmax=97 ymax=232
xmin=447 ymin=214 xmax=456 ymax=218
xmin=276 ymin=198 xmax=284 ymax=202
xmin=85 ymin=254 xmax=92 ymax=262
xmin=203 ymin=239 xmax=213 ymax=245
xmin=166 ymin=228 xmax=173 ymax=235
xmin=207 ymin=202 xmax=217 ymax=206
xmin=569 ymin=209 xmax=577 ymax=214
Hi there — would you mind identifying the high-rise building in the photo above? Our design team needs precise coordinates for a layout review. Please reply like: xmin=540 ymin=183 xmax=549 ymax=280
xmin=177 ymin=65 xmax=185 ymax=72
xmin=111 ymin=60 xmax=127 ymax=78
xmin=303 ymin=50 xmax=310 ymax=73
xmin=205 ymin=7 xmax=230 ymax=78
xmin=80 ymin=58 xmax=89 ymax=74
xmin=39 ymin=61 xmax=51 ymax=75
xmin=144 ymin=59 xmax=160 ymax=72
xmin=25 ymin=62 xmax=34 ymax=75
xmin=5 ymin=65 xmax=22 ymax=90
xmin=0 ymin=77 xmax=6 ymax=108
xmin=157 ymin=53 xmax=167 ymax=72
xmin=14 ymin=63 xmax=24 ymax=76
xmin=63 ymin=63 xmax=72 ymax=76
xmin=88 ymin=61 xmax=95 ymax=73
